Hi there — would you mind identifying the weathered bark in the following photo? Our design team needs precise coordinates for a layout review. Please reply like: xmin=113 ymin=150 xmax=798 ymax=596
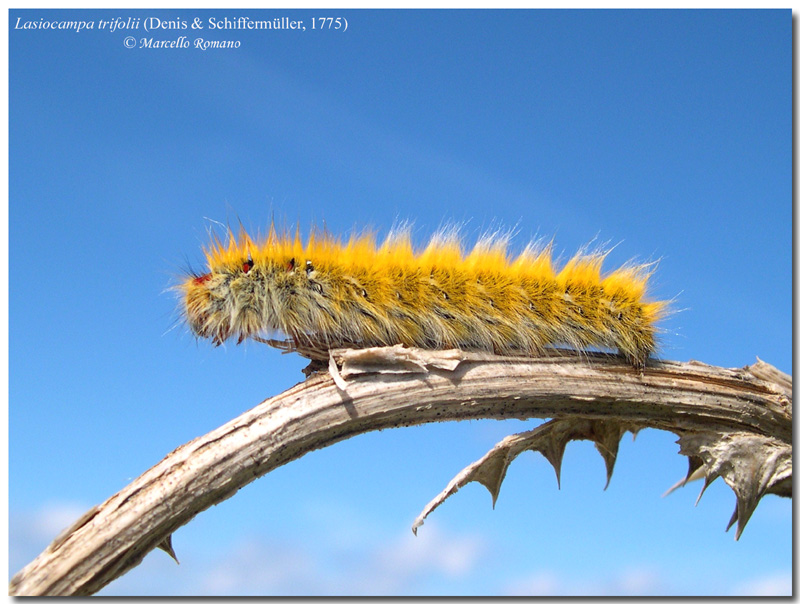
xmin=9 ymin=348 xmax=792 ymax=596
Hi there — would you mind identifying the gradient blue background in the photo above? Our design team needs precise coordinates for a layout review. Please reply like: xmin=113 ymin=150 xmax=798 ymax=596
xmin=9 ymin=9 xmax=791 ymax=596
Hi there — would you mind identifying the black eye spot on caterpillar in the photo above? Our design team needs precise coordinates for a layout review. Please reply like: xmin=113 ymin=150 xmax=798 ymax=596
xmin=179 ymin=224 xmax=667 ymax=368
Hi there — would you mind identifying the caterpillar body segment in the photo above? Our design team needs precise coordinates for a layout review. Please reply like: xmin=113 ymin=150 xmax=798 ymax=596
xmin=180 ymin=225 xmax=666 ymax=367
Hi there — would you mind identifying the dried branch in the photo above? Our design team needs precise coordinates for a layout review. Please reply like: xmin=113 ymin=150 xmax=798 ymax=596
xmin=9 ymin=348 xmax=792 ymax=596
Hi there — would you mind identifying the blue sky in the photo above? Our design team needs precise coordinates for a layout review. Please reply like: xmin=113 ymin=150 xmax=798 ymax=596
xmin=8 ymin=8 xmax=791 ymax=596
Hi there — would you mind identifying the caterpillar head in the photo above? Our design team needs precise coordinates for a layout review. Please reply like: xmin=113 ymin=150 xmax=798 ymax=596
xmin=181 ymin=255 xmax=262 ymax=345
xmin=181 ymin=248 xmax=320 ymax=347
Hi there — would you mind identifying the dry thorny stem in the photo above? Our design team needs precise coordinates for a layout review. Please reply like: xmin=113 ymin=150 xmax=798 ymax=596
xmin=9 ymin=347 xmax=792 ymax=596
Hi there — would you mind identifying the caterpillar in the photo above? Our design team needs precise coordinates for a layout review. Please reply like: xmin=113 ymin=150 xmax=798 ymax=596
xmin=179 ymin=224 xmax=667 ymax=368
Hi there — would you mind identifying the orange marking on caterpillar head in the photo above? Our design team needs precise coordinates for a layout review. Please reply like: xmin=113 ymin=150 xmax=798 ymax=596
xmin=193 ymin=274 xmax=211 ymax=285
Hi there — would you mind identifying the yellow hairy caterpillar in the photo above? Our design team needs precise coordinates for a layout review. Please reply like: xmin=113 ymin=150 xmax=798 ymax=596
xmin=180 ymin=224 xmax=667 ymax=367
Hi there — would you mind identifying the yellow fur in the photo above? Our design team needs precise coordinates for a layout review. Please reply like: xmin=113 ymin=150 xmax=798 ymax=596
xmin=180 ymin=224 xmax=667 ymax=366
